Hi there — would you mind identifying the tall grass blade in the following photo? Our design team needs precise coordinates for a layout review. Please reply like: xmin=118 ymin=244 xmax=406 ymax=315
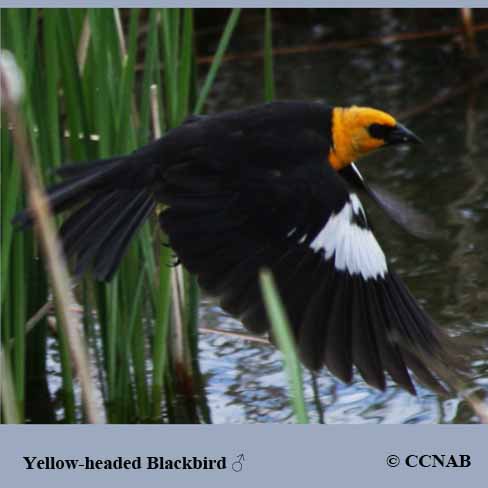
xmin=139 ymin=9 xmax=160 ymax=143
xmin=259 ymin=270 xmax=309 ymax=423
xmin=0 ymin=347 xmax=22 ymax=423
xmin=178 ymin=9 xmax=194 ymax=121
xmin=264 ymin=8 xmax=275 ymax=102
xmin=194 ymin=8 xmax=241 ymax=114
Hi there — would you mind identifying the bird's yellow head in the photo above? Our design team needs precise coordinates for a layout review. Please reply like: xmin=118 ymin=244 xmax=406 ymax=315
xmin=328 ymin=106 xmax=422 ymax=170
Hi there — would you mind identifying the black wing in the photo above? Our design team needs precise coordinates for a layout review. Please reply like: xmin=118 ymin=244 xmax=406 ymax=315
xmin=340 ymin=163 xmax=445 ymax=240
xmin=159 ymin=135 xmax=466 ymax=395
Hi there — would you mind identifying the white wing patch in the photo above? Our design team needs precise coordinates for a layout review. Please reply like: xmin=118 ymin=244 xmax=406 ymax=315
xmin=310 ymin=194 xmax=387 ymax=280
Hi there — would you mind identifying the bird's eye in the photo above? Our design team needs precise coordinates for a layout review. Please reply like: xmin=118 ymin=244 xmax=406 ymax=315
xmin=368 ymin=123 xmax=391 ymax=140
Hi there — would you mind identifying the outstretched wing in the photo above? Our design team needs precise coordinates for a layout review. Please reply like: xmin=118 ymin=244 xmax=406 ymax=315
xmin=159 ymin=146 xmax=467 ymax=395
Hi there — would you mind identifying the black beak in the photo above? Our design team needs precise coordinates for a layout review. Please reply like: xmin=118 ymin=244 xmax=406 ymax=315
xmin=387 ymin=123 xmax=423 ymax=145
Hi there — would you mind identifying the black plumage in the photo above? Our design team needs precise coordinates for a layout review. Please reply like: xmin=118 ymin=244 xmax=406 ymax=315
xmin=13 ymin=100 xmax=471 ymax=395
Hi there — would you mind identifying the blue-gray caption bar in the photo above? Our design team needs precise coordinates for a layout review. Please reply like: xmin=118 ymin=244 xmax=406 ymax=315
xmin=1 ymin=426 xmax=487 ymax=488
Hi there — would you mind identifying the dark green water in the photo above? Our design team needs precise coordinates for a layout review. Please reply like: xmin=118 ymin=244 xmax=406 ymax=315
xmin=195 ymin=11 xmax=488 ymax=423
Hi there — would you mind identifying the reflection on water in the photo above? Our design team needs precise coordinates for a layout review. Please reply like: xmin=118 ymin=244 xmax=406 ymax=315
xmin=199 ymin=300 xmax=477 ymax=424
xmin=197 ymin=13 xmax=488 ymax=423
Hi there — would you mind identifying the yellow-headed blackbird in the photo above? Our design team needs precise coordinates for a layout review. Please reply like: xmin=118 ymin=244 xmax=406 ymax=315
xmin=14 ymin=101 xmax=468 ymax=395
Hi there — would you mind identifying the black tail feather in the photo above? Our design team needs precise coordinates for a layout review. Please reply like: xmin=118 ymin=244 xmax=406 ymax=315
xmin=54 ymin=157 xmax=121 ymax=178
xmin=12 ymin=159 xmax=123 ymax=229
xmin=61 ymin=192 xmax=122 ymax=257
xmin=91 ymin=193 xmax=155 ymax=280
xmin=12 ymin=156 xmax=155 ymax=281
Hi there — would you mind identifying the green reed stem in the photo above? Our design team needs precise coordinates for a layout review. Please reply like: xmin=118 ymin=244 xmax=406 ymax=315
xmin=259 ymin=271 xmax=309 ymax=424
